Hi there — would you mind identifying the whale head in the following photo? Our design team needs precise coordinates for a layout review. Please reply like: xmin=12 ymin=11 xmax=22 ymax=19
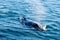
xmin=33 ymin=22 xmax=46 ymax=31
xmin=41 ymin=25 xmax=46 ymax=31
xmin=38 ymin=24 xmax=46 ymax=31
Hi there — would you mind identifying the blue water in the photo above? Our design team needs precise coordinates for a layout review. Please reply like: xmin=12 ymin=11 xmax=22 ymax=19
xmin=0 ymin=0 xmax=60 ymax=40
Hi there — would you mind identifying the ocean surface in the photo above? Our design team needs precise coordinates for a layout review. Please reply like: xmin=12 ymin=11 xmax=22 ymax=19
xmin=0 ymin=0 xmax=60 ymax=40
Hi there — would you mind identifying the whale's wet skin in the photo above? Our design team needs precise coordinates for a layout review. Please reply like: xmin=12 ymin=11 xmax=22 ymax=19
xmin=18 ymin=17 xmax=46 ymax=31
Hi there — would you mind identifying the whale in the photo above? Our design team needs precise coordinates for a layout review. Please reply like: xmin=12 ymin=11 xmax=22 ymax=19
xmin=18 ymin=17 xmax=46 ymax=31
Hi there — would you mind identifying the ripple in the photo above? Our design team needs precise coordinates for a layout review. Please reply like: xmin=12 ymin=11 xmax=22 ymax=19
xmin=0 ymin=0 xmax=60 ymax=40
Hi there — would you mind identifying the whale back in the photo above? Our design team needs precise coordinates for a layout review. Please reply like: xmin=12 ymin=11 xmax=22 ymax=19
xmin=18 ymin=17 xmax=46 ymax=31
